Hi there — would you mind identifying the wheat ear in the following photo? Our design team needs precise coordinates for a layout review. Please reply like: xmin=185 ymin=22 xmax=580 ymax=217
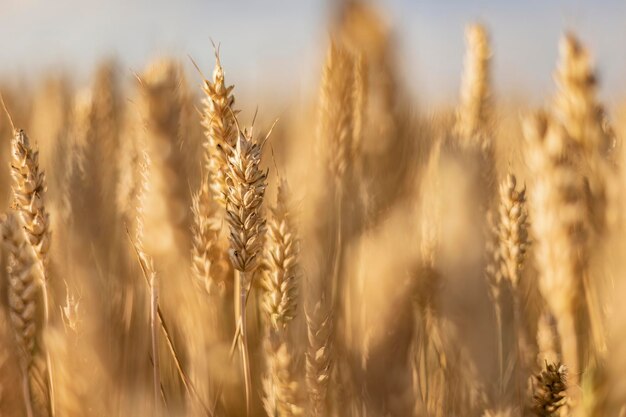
xmin=201 ymin=49 xmax=238 ymax=209
xmin=524 ymin=112 xmax=586 ymax=409
xmin=225 ymin=126 xmax=268 ymax=415
xmin=455 ymin=23 xmax=492 ymax=147
xmin=191 ymin=178 xmax=225 ymax=296
xmin=261 ymin=180 xmax=302 ymax=417
xmin=306 ymin=301 xmax=333 ymax=417
xmin=532 ymin=362 xmax=567 ymax=417
xmin=11 ymin=129 xmax=51 ymax=270
xmin=2 ymin=212 xmax=52 ymax=417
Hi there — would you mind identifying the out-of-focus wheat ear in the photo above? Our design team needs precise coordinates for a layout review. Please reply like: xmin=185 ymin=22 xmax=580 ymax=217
xmin=225 ymin=126 xmax=268 ymax=416
xmin=91 ymin=61 xmax=122 ymax=211
xmin=351 ymin=52 xmax=368 ymax=162
xmin=531 ymin=362 xmax=567 ymax=417
xmin=455 ymin=23 xmax=493 ymax=148
xmin=306 ymin=301 xmax=333 ymax=417
xmin=553 ymin=33 xmax=611 ymax=155
xmin=10 ymin=129 xmax=51 ymax=270
xmin=261 ymin=179 xmax=299 ymax=329
xmin=316 ymin=39 xmax=355 ymax=184
xmin=496 ymin=174 xmax=530 ymax=290
xmin=263 ymin=335 xmax=303 ymax=417
xmin=490 ymin=173 xmax=531 ymax=398
xmin=201 ymin=49 xmax=238 ymax=210
xmin=2 ymin=212 xmax=52 ymax=417
xmin=61 ymin=90 xmax=93 ymax=224
xmin=261 ymin=179 xmax=302 ymax=416
xmin=140 ymin=59 xmax=191 ymax=253
xmin=190 ymin=178 xmax=226 ymax=296
xmin=524 ymin=112 xmax=586 ymax=409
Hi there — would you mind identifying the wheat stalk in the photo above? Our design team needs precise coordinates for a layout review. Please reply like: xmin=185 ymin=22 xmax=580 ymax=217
xmin=2 ymin=212 xmax=52 ymax=417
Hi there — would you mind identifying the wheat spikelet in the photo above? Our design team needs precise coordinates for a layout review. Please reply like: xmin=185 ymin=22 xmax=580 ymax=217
xmin=306 ymin=301 xmax=333 ymax=417
xmin=317 ymin=40 xmax=355 ymax=182
xmin=2 ymin=212 xmax=51 ymax=417
xmin=261 ymin=180 xmax=299 ymax=329
xmin=201 ymin=52 xmax=238 ymax=209
xmin=455 ymin=23 xmax=492 ymax=147
xmin=10 ymin=129 xmax=51 ymax=269
xmin=524 ymin=111 xmax=586 ymax=408
xmin=532 ymin=362 xmax=567 ymax=417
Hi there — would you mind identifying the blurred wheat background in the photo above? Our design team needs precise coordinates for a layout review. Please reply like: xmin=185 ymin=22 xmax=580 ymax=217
xmin=1 ymin=1 xmax=626 ymax=417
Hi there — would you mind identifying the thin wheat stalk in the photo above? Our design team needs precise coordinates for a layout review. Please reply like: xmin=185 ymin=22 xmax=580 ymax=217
xmin=225 ymin=125 xmax=268 ymax=416
xmin=2 ymin=212 xmax=52 ymax=417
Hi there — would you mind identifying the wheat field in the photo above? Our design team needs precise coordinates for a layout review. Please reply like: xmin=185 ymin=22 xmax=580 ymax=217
xmin=0 ymin=2 xmax=625 ymax=417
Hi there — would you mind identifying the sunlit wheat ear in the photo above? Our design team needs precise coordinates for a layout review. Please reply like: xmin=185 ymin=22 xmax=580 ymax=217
xmin=532 ymin=362 xmax=567 ymax=417
xmin=455 ymin=23 xmax=492 ymax=147
xmin=11 ymin=129 xmax=51 ymax=270
xmin=261 ymin=179 xmax=300 ymax=329
xmin=201 ymin=50 xmax=238 ymax=209
xmin=190 ymin=178 xmax=226 ymax=296
xmin=2 ymin=212 xmax=52 ymax=417
xmin=317 ymin=39 xmax=355 ymax=182
xmin=306 ymin=301 xmax=333 ymax=417
xmin=496 ymin=174 xmax=530 ymax=289
xmin=225 ymin=129 xmax=268 ymax=274
xmin=225 ymin=125 xmax=268 ymax=415
xmin=524 ymin=111 xmax=586 ymax=406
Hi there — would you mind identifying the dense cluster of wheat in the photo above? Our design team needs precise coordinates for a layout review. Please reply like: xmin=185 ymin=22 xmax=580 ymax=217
xmin=2 ymin=2 xmax=626 ymax=417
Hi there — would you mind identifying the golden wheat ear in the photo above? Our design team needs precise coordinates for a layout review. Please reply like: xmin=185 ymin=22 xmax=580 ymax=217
xmin=2 ymin=212 xmax=52 ymax=417
xmin=261 ymin=179 xmax=302 ymax=417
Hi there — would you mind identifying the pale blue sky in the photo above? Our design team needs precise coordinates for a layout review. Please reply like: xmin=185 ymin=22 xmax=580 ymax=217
xmin=1 ymin=0 xmax=625 ymax=106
